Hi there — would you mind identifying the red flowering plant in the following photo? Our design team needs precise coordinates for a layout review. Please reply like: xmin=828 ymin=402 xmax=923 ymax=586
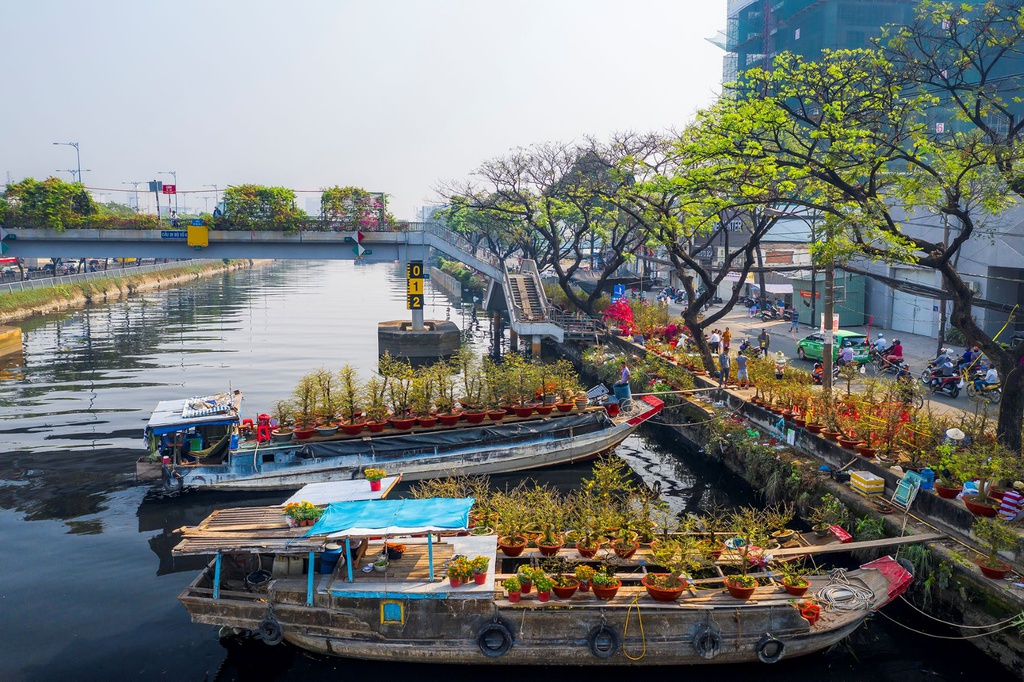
xmin=602 ymin=300 xmax=634 ymax=336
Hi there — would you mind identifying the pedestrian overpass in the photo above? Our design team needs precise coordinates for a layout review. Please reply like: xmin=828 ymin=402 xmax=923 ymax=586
xmin=4 ymin=222 xmax=568 ymax=348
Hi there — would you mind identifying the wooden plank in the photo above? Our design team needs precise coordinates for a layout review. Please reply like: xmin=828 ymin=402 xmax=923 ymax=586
xmin=769 ymin=533 xmax=944 ymax=558
xmin=358 ymin=544 xmax=454 ymax=581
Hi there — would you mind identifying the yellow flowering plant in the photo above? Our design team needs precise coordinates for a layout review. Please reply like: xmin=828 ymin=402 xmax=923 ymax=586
xmin=364 ymin=467 xmax=387 ymax=482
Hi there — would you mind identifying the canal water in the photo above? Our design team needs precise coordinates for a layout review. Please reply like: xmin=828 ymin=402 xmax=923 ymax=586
xmin=0 ymin=261 xmax=1001 ymax=681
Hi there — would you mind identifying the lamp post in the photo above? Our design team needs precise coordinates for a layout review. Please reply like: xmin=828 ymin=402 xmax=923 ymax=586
xmin=160 ymin=171 xmax=178 ymax=214
xmin=53 ymin=142 xmax=82 ymax=184
xmin=204 ymin=184 xmax=219 ymax=211
xmin=122 ymin=181 xmax=144 ymax=212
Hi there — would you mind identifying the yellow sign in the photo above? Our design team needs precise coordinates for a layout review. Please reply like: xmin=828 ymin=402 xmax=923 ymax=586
xmin=406 ymin=261 xmax=423 ymax=278
xmin=187 ymin=224 xmax=209 ymax=248
xmin=407 ymin=278 xmax=424 ymax=295
xmin=407 ymin=294 xmax=423 ymax=310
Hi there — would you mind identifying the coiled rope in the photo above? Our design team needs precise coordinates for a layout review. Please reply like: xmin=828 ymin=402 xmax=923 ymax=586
xmin=816 ymin=568 xmax=874 ymax=611
xmin=622 ymin=594 xmax=647 ymax=661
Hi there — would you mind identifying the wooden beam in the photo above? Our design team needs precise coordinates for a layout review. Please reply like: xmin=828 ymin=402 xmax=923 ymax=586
xmin=768 ymin=533 xmax=944 ymax=558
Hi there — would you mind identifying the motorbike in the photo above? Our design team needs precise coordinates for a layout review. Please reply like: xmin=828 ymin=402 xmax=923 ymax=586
xmin=811 ymin=364 xmax=841 ymax=385
xmin=928 ymin=373 xmax=961 ymax=398
xmin=871 ymin=351 xmax=907 ymax=376
xmin=965 ymin=380 xmax=1002 ymax=404
xmin=760 ymin=307 xmax=780 ymax=321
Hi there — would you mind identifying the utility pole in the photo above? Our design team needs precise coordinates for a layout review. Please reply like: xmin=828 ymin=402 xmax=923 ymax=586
xmin=122 ymin=181 xmax=144 ymax=212
xmin=53 ymin=142 xmax=82 ymax=184
xmin=160 ymin=171 xmax=178 ymax=214
xmin=822 ymin=258 xmax=836 ymax=393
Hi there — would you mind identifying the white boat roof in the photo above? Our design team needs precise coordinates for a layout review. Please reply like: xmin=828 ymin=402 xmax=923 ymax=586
xmin=147 ymin=393 xmax=242 ymax=434
xmin=279 ymin=477 xmax=402 ymax=506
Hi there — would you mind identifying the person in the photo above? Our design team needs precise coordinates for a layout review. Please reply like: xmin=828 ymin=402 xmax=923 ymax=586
xmin=931 ymin=354 xmax=956 ymax=388
xmin=709 ymin=329 xmax=721 ymax=354
xmin=884 ymin=337 xmax=903 ymax=366
xmin=838 ymin=342 xmax=854 ymax=367
xmin=930 ymin=347 xmax=954 ymax=367
xmin=811 ymin=361 xmax=824 ymax=385
xmin=758 ymin=328 xmax=770 ymax=354
xmin=738 ymin=339 xmax=750 ymax=356
xmin=718 ymin=350 xmax=731 ymax=388
xmin=998 ymin=481 xmax=1024 ymax=521
xmin=213 ymin=206 xmax=222 ymax=218
xmin=735 ymin=352 xmax=748 ymax=388
xmin=957 ymin=346 xmax=979 ymax=372
xmin=616 ymin=362 xmax=630 ymax=386
xmin=748 ymin=302 xmax=759 ymax=318
xmin=895 ymin=363 xmax=916 ymax=403
xmin=774 ymin=350 xmax=787 ymax=379
xmin=721 ymin=327 xmax=732 ymax=352
xmin=973 ymin=364 xmax=999 ymax=392
xmin=789 ymin=308 xmax=799 ymax=332
xmin=874 ymin=332 xmax=888 ymax=353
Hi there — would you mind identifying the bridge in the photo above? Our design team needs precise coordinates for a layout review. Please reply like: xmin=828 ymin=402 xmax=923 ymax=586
xmin=4 ymin=222 xmax=575 ymax=350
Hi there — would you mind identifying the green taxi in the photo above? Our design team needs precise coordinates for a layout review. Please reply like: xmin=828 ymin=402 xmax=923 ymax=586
xmin=796 ymin=330 xmax=870 ymax=364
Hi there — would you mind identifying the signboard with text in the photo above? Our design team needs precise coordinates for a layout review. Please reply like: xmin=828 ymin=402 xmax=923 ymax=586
xmin=162 ymin=184 xmax=176 ymax=195
xmin=406 ymin=260 xmax=424 ymax=310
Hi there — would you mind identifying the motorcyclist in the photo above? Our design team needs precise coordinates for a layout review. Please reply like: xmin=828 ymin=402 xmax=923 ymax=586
xmin=837 ymin=342 xmax=854 ymax=367
xmin=883 ymin=338 xmax=904 ymax=367
xmin=930 ymin=354 xmax=956 ymax=389
xmin=930 ymin=347 xmax=953 ymax=367
xmin=873 ymin=332 xmax=887 ymax=353
xmin=973 ymin=364 xmax=999 ymax=392
xmin=812 ymin=361 xmax=824 ymax=384
xmin=957 ymin=346 xmax=980 ymax=372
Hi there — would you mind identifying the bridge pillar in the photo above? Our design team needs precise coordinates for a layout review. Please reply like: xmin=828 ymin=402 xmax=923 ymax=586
xmin=531 ymin=335 xmax=542 ymax=357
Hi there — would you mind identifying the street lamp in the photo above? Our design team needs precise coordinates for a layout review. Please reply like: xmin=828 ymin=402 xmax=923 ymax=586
xmin=204 ymin=184 xmax=219 ymax=211
xmin=159 ymin=170 xmax=178 ymax=214
xmin=122 ymin=181 xmax=144 ymax=212
xmin=53 ymin=142 xmax=82 ymax=183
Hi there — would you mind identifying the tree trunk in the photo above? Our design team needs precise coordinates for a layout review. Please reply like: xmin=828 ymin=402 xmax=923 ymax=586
xmin=682 ymin=310 xmax=715 ymax=372
xmin=996 ymin=362 xmax=1024 ymax=454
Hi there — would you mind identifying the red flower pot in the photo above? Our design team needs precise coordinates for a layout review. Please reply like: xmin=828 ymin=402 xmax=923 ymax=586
xmin=487 ymin=410 xmax=507 ymax=421
xmin=976 ymin=558 xmax=1012 ymax=579
xmin=555 ymin=403 xmax=574 ymax=413
xmin=536 ymin=590 xmax=551 ymax=603
xmin=416 ymin=416 xmax=438 ymax=427
xmin=605 ymin=403 xmax=620 ymax=417
xmin=520 ymin=580 xmax=532 ymax=594
xmin=537 ymin=541 xmax=564 ymax=557
xmin=964 ymin=497 xmax=998 ymax=517
xmin=855 ymin=445 xmax=876 ymax=458
xmin=498 ymin=536 xmax=527 ymax=557
xmin=782 ymin=581 xmax=809 ymax=597
xmin=449 ymin=577 xmax=463 ymax=588
xmin=513 ymin=406 xmax=535 ymax=418
xmin=592 ymin=580 xmax=621 ymax=600
xmin=821 ymin=430 xmax=841 ymax=442
xmin=293 ymin=426 xmax=316 ymax=440
xmin=801 ymin=608 xmax=819 ymax=626
xmin=576 ymin=545 xmax=599 ymax=558
xmin=369 ymin=479 xmax=382 ymax=492
xmin=578 ymin=579 xmax=590 ymax=593
xmin=724 ymin=578 xmax=757 ymax=599
xmin=473 ymin=572 xmax=487 ymax=585
xmin=366 ymin=421 xmax=387 ymax=433
xmin=507 ymin=591 xmax=521 ymax=603
xmin=389 ymin=417 xmax=416 ymax=430
xmin=464 ymin=411 xmax=488 ymax=424
xmin=806 ymin=423 xmax=824 ymax=434
xmin=535 ymin=405 xmax=554 ymax=416
xmin=934 ymin=483 xmax=960 ymax=499
xmin=551 ymin=579 xmax=579 ymax=599
xmin=437 ymin=413 xmax=462 ymax=426
xmin=642 ymin=574 xmax=686 ymax=602
xmin=340 ymin=422 xmax=365 ymax=436
xmin=612 ymin=541 xmax=639 ymax=559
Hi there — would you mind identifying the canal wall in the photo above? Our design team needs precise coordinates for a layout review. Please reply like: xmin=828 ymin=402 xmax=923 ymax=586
xmin=429 ymin=266 xmax=462 ymax=301
xmin=0 ymin=260 xmax=264 ymax=325
xmin=558 ymin=334 xmax=1024 ymax=676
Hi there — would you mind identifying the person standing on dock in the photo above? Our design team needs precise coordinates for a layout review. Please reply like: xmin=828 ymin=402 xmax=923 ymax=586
xmin=735 ymin=352 xmax=749 ymax=389
xmin=718 ymin=350 xmax=731 ymax=388
xmin=759 ymin=328 xmax=771 ymax=354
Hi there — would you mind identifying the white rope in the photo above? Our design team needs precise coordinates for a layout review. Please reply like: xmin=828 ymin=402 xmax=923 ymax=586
xmin=875 ymin=609 xmax=1024 ymax=640
xmin=897 ymin=594 xmax=1024 ymax=629
xmin=816 ymin=568 xmax=874 ymax=611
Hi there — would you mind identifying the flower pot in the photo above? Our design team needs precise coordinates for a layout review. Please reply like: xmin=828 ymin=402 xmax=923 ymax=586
xmin=271 ymin=428 xmax=293 ymax=442
xmin=724 ymin=578 xmax=757 ymax=600
xmin=537 ymin=541 xmax=564 ymax=557
xmin=316 ymin=425 xmax=338 ymax=437
xmin=988 ymin=487 xmax=1007 ymax=502
xmin=855 ymin=445 xmax=876 ymax=458
xmin=612 ymin=541 xmax=639 ymax=560
xmin=293 ymin=426 xmax=317 ymax=440
xmin=473 ymin=572 xmax=487 ymax=585
xmin=486 ymin=410 xmax=506 ymax=421
xmin=821 ymin=430 xmax=841 ymax=442
xmin=605 ymin=402 xmax=620 ymax=417
xmin=837 ymin=437 xmax=860 ymax=449
xmin=340 ymin=421 xmax=365 ymax=436
xmin=592 ymin=580 xmax=621 ymax=600
xmin=771 ymin=529 xmax=796 ymax=544
xmin=551 ymin=579 xmax=579 ymax=599
xmin=449 ymin=576 xmax=463 ymax=588
xmin=964 ymin=497 xmax=999 ymax=517
xmin=519 ymin=579 xmax=533 ymax=594
xmin=513 ymin=406 xmax=535 ymax=418
xmin=793 ymin=417 xmax=807 ymax=428
xmin=976 ymin=558 xmax=1012 ymax=579
xmin=437 ymin=413 xmax=462 ymax=426
xmin=365 ymin=421 xmax=387 ymax=433
xmin=555 ymin=402 xmax=574 ymax=413
xmin=806 ymin=423 xmax=824 ymax=434
xmin=388 ymin=417 xmax=416 ymax=430
xmin=578 ymin=579 xmax=590 ymax=593
xmin=416 ymin=416 xmax=438 ymax=427
xmin=373 ymin=562 xmax=388 ymax=573
xmin=498 ymin=536 xmax=527 ymax=557
xmin=642 ymin=574 xmax=687 ymax=602
xmin=536 ymin=590 xmax=551 ymax=603
xmin=934 ymin=483 xmax=960 ymax=499
xmin=782 ymin=580 xmax=809 ymax=597
xmin=464 ymin=411 xmax=488 ymax=424
xmin=535 ymin=405 xmax=555 ymax=416
xmin=507 ymin=590 xmax=522 ymax=603
xmin=369 ymin=479 xmax=382 ymax=492
xmin=575 ymin=399 xmax=589 ymax=410
xmin=576 ymin=544 xmax=600 ymax=558
xmin=801 ymin=608 xmax=819 ymax=626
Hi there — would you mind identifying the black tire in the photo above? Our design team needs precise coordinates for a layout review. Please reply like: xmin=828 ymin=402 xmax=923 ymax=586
xmin=587 ymin=625 xmax=620 ymax=659
xmin=161 ymin=464 xmax=183 ymax=493
xmin=477 ymin=622 xmax=514 ymax=658
xmin=258 ymin=616 xmax=283 ymax=646
xmin=949 ymin=385 xmax=960 ymax=399
xmin=919 ymin=369 xmax=933 ymax=383
xmin=692 ymin=625 xmax=722 ymax=660
xmin=797 ymin=348 xmax=806 ymax=361
xmin=989 ymin=389 xmax=1001 ymax=405
xmin=756 ymin=633 xmax=786 ymax=664
xmin=965 ymin=383 xmax=977 ymax=399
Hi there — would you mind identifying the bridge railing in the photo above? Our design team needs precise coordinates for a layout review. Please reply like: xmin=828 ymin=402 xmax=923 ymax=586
xmin=0 ymin=260 xmax=205 ymax=295
xmin=420 ymin=222 xmax=501 ymax=272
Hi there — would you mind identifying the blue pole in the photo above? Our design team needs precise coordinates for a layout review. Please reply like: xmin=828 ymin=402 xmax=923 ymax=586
xmin=213 ymin=553 xmax=222 ymax=599
xmin=345 ymin=538 xmax=354 ymax=583
xmin=307 ymin=551 xmax=315 ymax=606
xmin=427 ymin=534 xmax=434 ymax=581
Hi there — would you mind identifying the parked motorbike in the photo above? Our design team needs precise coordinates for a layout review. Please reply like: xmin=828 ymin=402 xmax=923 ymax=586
xmin=760 ymin=307 xmax=780 ymax=321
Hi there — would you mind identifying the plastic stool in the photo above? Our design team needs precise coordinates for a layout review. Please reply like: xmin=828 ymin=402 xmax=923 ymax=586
xmin=256 ymin=413 xmax=272 ymax=443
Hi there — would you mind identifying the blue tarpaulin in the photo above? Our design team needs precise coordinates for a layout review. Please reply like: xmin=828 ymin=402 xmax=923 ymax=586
xmin=305 ymin=497 xmax=475 ymax=538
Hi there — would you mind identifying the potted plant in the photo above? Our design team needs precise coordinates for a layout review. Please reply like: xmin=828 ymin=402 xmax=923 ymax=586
xmin=610 ymin=527 xmax=639 ymax=560
xmin=723 ymin=505 xmax=771 ymax=599
xmin=550 ymin=573 xmax=580 ymax=599
xmin=312 ymin=367 xmax=340 ymax=434
xmin=574 ymin=516 xmax=604 ymax=558
xmin=381 ymin=354 xmax=415 ymax=428
xmin=470 ymin=555 xmax=490 ymax=584
xmin=454 ymin=347 xmax=486 ymax=418
xmin=765 ymin=502 xmax=796 ymax=545
xmin=411 ymin=369 xmax=439 ymax=427
xmin=537 ymin=523 xmax=565 ymax=557
xmin=516 ymin=565 xmax=536 ymax=593
xmin=291 ymin=373 xmax=319 ymax=438
xmin=808 ymin=494 xmax=849 ymax=536
xmin=502 ymin=576 xmax=522 ymax=603
xmin=434 ymin=361 xmax=462 ymax=425
xmin=533 ymin=574 xmax=553 ymax=602
xmin=574 ymin=565 xmax=596 ymax=593
xmin=271 ymin=399 xmax=294 ymax=441
xmin=644 ymin=535 xmax=707 ymax=602
xmin=364 ymin=467 xmax=386 ymax=491
xmin=364 ymin=376 xmax=389 ymax=432
xmin=283 ymin=500 xmax=323 ymax=527
xmin=373 ymin=555 xmax=389 ymax=573
xmin=933 ymin=443 xmax=962 ymax=498
xmin=336 ymin=364 xmax=365 ymax=434
xmin=590 ymin=569 xmax=621 ymax=600
xmin=779 ymin=562 xmax=810 ymax=596
xmin=495 ymin=496 xmax=529 ymax=557
xmin=554 ymin=359 xmax=580 ymax=412
xmin=446 ymin=556 xmax=472 ymax=587
xmin=972 ymin=516 xmax=1018 ymax=579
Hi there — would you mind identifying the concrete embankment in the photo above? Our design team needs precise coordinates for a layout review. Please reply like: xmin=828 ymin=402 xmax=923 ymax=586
xmin=558 ymin=334 xmax=1024 ymax=676
xmin=0 ymin=260 xmax=269 ymax=325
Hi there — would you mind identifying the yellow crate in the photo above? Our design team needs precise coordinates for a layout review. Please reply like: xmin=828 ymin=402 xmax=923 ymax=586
xmin=850 ymin=471 xmax=885 ymax=497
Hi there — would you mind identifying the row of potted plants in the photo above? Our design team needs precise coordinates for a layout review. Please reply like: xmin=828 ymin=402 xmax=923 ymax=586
xmin=445 ymin=555 xmax=490 ymax=587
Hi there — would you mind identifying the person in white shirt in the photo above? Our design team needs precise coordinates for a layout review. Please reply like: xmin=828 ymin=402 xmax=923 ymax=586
xmin=709 ymin=330 xmax=721 ymax=353
xmin=874 ymin=333 xmax=887 ymax=353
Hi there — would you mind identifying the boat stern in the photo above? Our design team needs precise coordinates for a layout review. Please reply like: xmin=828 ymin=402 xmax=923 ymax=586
xmin=861 ymin=555 xmax=914 ymax=606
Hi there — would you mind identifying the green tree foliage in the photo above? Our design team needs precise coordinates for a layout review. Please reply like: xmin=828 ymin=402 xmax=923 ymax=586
xmin=221 ymin=184 xmax=306 ymax=231
xmin=2 ymin=177 xmax=96 ymax=231
xmin=320 ymin=186 xmax=394 ymax=230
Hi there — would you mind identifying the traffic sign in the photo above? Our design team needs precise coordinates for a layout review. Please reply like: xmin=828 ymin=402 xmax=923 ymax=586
xmin=353 ymin=243 xmax=366 ymax=257
xmin=0 ymin=226 xmax=9 ymax=255
xmin=162 ymin=184 xmax=176 ymax=195
xmin=191 ymin=219 xmax=203 ymax=226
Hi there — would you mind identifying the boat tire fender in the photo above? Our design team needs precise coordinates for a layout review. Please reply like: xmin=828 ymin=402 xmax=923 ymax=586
xmin=258 ymin=616 xmax=283 ymax=646
xmin=756 ymin=633 xmax=785 ymax=664
xmin=897 ymin=557 xmax=915 ymax=577
xmin=692 ymin=625 xmax=722 ymax=660
xmin=477 ymin=621 xmax=514 ymax=658
xmin=161 ymin=463 xmax=183 ymax=493
xmin=587 ymin=624 xmax=620 ymax=659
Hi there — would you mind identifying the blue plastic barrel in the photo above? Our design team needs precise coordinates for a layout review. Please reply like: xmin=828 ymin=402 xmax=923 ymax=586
xmin=613 ymin=382 xmax=632 ymax=403
xmin=229 ymin=433 xmax=239 ymax=450
xmin=919 ymin=467 xmax=935 ymax=491
xmin=320 ymin=543 xmax=344 ymax=574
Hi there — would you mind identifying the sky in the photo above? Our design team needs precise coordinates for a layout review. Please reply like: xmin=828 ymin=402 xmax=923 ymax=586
xmin=0 ymin=1 xmax=727 ymax=220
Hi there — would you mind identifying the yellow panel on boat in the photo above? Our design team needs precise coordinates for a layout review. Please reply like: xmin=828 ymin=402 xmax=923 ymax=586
xmin=380 ymin=600 xmax=404 ymax=625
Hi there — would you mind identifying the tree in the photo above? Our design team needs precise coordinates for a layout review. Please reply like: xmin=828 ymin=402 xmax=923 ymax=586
xmin=320 ymin=186 xmax=394 ymax=230
xmin=2 ymin=177 xmax=96 ymax=231
xmin=220 ymin=184 xmax=306 ymax=232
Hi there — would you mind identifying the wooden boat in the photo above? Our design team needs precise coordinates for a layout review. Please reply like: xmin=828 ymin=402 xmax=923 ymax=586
xmin=173 ymin=496 xmax=916 ymax=666
xmin=138 ymin=392 xmax=663 ymax=492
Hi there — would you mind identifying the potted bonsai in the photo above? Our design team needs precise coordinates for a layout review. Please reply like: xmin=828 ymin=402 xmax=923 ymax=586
xmin=537 ymin=522 xmax=565 ymax=557
xmin=554 ymin=359 xmax=580 ymax=412
xmin=271 ymin=399 xmax=294 ymax=441
xmin=574 ymin=516 xmax=604 ymax=558
xmin=723 ymin=505 xmax=772 ymax=599
xmin=779 ymin=562 xmax=810 ymax=596
xmin=591 ymin=568 xmax=622 ymax=599
xmin=933 ymin=443 xmax=962 ymax=499
xmin=502 ymin=576 xmax=522 ymax=603
xmin=381 ymin=354 xmax=415 ymax=429
xmin=411 ymin=369 xmax=438 ymax=427
xmin=972 ymin=516 xmax=1018 ymax=579
xmin=336 ymin=364 xmax=365 ymax=435
xmin=495 ymin=496 xmax=529 ymax=557
xmin=291 ymin=373 xmax=319 ymax=439
xmin=550 ymin=573 xmax=580 ymax=599
xmin=610 ymin=526 xmax=640 ymax=560
xmin=765 ymin=502 xmax=797 ymax=546
xmin=434 ymin=361 xmax=462 ymax=425
xmin=312 ymin=367 xmax=340 ymax=435
xmin=808 ymin=494 xmax=849 ymax=536
xmin=363 ymin=376 xmax=390 ymax=432
xmin=644 ymin=535 xmax=707 ymax=602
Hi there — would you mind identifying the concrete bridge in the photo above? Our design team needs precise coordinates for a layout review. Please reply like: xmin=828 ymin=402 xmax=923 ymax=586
xmin=4 ymin=221 xmax=570 ymax=349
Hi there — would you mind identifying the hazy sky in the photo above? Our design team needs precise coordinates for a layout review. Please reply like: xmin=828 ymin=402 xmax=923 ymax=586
xmin=1 ymin=1 xmax=726 ymax=219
